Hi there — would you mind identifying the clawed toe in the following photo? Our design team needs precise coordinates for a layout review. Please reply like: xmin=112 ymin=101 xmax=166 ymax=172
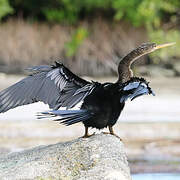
xmin=82 ymin=132 xmax=95 ymax=138
xmin=112 ymin=133 xmax=122 ymax=141
xmin=103 ymin=132 xmax=122 ymax=141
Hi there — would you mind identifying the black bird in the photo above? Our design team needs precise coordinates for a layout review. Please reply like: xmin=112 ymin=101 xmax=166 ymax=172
xmin=0 ymin=42 xmax=174 ymax=138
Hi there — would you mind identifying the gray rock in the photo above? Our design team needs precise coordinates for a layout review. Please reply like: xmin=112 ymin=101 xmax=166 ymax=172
xmin=0 ymin=134 xmax=131 ymax=180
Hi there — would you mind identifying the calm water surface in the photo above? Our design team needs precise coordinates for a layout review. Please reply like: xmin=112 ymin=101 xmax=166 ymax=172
xmin=132 ymin=173 xmax=180 ymax=180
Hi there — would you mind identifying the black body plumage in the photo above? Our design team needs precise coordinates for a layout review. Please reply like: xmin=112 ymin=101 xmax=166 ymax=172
xmin=0 ymin=62 xmax=153 ymax=134
xmin=1 ymin=42 xmax=170 ymax=138
xmin=81 ymin=83 xmax=125 ymax=129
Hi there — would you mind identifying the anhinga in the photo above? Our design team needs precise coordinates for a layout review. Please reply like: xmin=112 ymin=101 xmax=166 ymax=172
xmin=0 ymin=42 xmax=174 ymax=138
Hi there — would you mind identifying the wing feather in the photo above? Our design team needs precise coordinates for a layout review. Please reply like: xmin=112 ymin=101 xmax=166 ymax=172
xmin=38 ymin=109 xmax=93 ymax=126
xmin=0 ymin=62 xmax=94 ymax=113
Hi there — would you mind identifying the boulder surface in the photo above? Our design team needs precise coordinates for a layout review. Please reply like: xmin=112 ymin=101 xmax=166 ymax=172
xmin=0 ymin=133 xmax=131 ymax=180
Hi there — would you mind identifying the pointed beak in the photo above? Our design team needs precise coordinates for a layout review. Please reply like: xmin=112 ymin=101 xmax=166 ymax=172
xmin=155 ymin=42 xmax=176 ymax=50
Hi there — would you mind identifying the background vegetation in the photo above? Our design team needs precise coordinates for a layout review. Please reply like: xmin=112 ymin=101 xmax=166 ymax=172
xmin=1 ymin=0 xmax=178 ymax=27
xmin=0 ymin=0 xmax=179 ymax=75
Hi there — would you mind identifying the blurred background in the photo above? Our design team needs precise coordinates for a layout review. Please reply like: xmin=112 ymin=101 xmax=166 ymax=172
xmin=0 ymin=0 xmax=180 ymax=177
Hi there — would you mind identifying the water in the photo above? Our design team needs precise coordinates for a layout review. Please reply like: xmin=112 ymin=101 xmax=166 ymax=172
xmin=132 ymin=173 xmax=180 ymax=180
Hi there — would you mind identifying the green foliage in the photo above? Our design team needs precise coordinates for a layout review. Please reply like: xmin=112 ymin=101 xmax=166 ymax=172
xmin=4 ymin=0 xmax=180 ymax=27
xmin=0 ymin=0 xmax=13 ymax=20
xmin=8 ymin=0 xmax=52 ymax=20
xmin=149 ymin=29 xmax=179 ymax=62
xmin=43 ymin=0 xmax=112 ymax=24
xmin=65 ymin=27 xmax=88 ymax=57
xmin=112 ymin=0 xmax=142 ymax=25
xmin=112 ymin=0 xmax=178 ymax=27
xmin=42 ymin=0 xmax=180 ymax=27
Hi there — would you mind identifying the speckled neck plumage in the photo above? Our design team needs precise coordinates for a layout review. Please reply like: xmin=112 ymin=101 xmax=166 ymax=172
xmin=117 ymin=43 xmax=156 ymax=83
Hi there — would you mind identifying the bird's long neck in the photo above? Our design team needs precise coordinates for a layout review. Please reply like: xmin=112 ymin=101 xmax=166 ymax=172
xmin=118 ymin=65 xmax=133 ymax=83
xmin=118 ymin=47 xmax=146 ymax=83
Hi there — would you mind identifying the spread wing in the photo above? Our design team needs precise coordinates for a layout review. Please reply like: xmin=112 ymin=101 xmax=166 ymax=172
xmin=0 ymin=62 xmax=95 ymax=113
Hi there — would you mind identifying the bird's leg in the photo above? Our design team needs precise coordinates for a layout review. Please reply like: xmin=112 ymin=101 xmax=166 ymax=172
xmin=103 ymin=126 xmax=122 ymax=141
xmin=82 ymin=127 xmax=95 ymax=138
xmin=109 ymin=126 xmax=122 ymax=140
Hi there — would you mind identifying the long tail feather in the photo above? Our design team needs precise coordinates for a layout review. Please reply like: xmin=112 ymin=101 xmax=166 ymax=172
xmin=37 ymin=109 xmax=93 ymax=126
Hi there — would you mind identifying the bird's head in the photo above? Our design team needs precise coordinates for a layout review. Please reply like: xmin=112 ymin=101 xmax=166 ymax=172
xmin=132 ymin=42 xmax=176 ymax=58
xmin=118 ymin=42 xmax=175 ymax=83
xmin=119 ymin=77 xmax=155 ymax=103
